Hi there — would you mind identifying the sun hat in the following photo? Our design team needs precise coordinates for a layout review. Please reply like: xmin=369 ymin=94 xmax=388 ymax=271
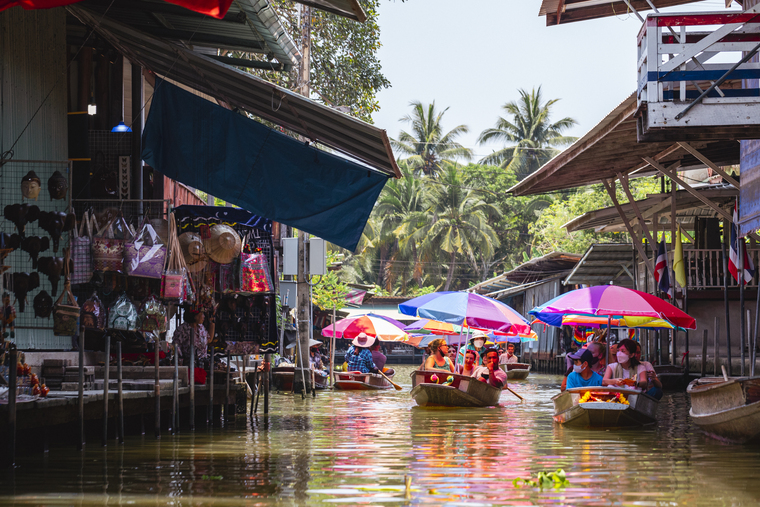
xmin=469 ymin=330 xmax=488 ymax=341
xmin=352 ymin=332 xmax=376 ymax=348
xmin=205 ymin=224 xmax=241 ymax=264
xmin=178 ymin=232 xmax=207 ymax=273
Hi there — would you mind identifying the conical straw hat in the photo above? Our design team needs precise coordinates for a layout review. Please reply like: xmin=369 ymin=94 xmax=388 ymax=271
xmin=178 ymin=232 xmax=207 ymax=273
xmin=205 ymin=224 xmax=241 ymax=265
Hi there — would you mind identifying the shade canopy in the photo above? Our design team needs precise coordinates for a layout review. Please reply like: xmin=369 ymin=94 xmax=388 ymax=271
xmin=561 ymin=314 xmax=678 ymax=330
xmin=142 ymin=80 xmax=389 ymax=251
xmin=321 ymin=313 xmax=408 ymax=342
xmin=2 ymin=0 xmax=233 ymax=18
xmin=403 ymin=319 xmax=463 ymax=336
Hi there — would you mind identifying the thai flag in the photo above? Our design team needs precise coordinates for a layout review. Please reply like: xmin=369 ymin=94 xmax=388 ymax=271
xmin=729 ymin=201 xmax=755 ymax=285
xmin=654 ymin=239 xmax=673 ymax=298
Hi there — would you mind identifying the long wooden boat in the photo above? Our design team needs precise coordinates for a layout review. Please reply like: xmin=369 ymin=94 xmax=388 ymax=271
xmin=688 ymin=376 xmax=760 ymax=443
xmin=654 ymin=364 xmax=699 ymax=391
xmin=410 ymin=370 xmax=501 ymax=408
xmin=333 ymin=371 xmax=395 ymax=390
xmin=552 ymin=386 xmax=659 ymax=427
xmin=272 ymin=366 xmax=329 ymax=391
xmin=500 ymin=363 xmax=531 ymax=380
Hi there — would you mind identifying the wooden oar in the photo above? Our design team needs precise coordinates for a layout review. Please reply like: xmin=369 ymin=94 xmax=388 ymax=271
xmin=504 ymin=384 xmax=524 ymax=401
xmin=377 ymin=369 xmax=403 ymax=391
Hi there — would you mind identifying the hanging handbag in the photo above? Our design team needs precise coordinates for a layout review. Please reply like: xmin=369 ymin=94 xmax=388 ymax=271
xmin=137 ymin=295 xmax=168 ymax=334
xmin=239 ymin=251 xmax=273 ymax=293
xmin=161 ymin=212 xmax=190 ymax=301
xmin=107 ymin=293 xmax=138 ymax=331
xmin=70 ymin=211 xmax=95 ymax=284
xmin=91 ymin=216 xmax=128 ymax=272
xmin=80 ymin=292 xmax=106 ymax=330
xmin=53 ymin=280 xmax=79 ymax=336
xmin=124 ymin=221 xmax=167 ymax=279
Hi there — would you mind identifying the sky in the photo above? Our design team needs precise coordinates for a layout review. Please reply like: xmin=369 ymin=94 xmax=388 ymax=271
xmin=371 ymin=0 xmax=734 ymax=162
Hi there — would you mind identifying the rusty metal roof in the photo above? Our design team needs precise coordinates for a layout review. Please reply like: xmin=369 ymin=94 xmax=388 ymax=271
xmin=69 ymin=5 xmax=400 ymax=178
xmin=564 ymin=185 xmax=739 ymax=233
xmin=509 ymin=92 xmax=739 ymax=196
xmin=294 ymin=0 xmax=367 ymax=22
xmin=469 ymin=252 xmax=582 ymax=294
xmin=539 ymin=0 xmax=702 ymax=25
xmin=563 ymin=243 xmax=635 ymax=287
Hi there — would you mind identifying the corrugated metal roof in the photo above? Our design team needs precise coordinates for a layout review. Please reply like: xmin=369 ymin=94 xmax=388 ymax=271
xmin=563 ymin=243 xmax=635 ymax=287
xmin=509 ymin=92 xmax=739 ymax=196
xmin=68 ymin=5 xmax=400 ymax=178
xmin=484 ymin=278 xmax=562 ymax=300
xmin=539 ymin=0 xmax=702 ymax=25
xmin=504 ymin=251 xmax=582 ymax=284
xmin=78 ymin=0 xmax=300 ymax=70
xmin=563 ymin=185 xmax=738 ymax=233
xmin=468 ymin=275 xmax=519 ymax=296
xmin=294 ymin=0 xmax=367 ymax=22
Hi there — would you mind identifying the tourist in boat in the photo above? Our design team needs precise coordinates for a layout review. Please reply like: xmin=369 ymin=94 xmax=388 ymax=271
xmin=499 ymin=342 xmax=519 ymax=364
xmin=457 ymin=349 xmax=479 ymax=376
xmin=588 ymin=341 xmax=607 ymax=375
xmin=424 ymin=338 xmax=455 ymax=373
xmin=602 ymin=339 xmax=647 ymax=389
xmin=635 ymin=342 xmax=663 ymax=400
xmin=345 ymin=333 xmax=380 ymax=374
xmin=173 ymin=308 xmax=216 ymax=368
xmin=565 ymin=349 xmax=603 ymax=389
xmin=370 ymin=340 xmax=387 ymax=370
xmin=473 ymin=347 xmax=506 ymax=388
xmin=460 ymin=331 xmax=489 ymax=366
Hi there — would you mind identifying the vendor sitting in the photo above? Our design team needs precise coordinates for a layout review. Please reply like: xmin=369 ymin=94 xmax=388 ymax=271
xmin=565 ymin=349 xmax=603 ymax=390
xmin=345 ymin=333 xmax=380 ymax=374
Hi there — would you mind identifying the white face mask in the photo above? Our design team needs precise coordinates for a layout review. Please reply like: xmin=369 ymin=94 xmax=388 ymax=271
xmin=473 ymin=340 xmax=485 ymax=348
xmin=573 ymin=364 xmax=583 ymax=373
xmin=616 ymin=351 xmax=630 ymax=364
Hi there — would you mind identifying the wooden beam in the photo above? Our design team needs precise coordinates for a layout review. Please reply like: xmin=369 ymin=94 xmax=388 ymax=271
xmin=677 ymin=142 xmax=740 ymax=189
xmin=556 ymin=0 xmax=566 ymax=24
xmin=603 ymin=178 xmax=656 ymax=276
xmin=618 ymin=173 xmax=656 ymax=247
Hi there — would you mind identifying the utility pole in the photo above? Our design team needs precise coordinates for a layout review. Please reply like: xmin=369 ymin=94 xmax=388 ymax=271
xmin=296 ymin=4 xmax=312 ymax=393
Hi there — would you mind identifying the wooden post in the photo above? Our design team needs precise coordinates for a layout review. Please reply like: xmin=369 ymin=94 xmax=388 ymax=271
xmin=102 ymin=334 xmax=110 ymax=447
xmin=208 ymin=341 xmax=214 ymax=426
xmin=189 ymin=327 xmax=195 ymax=431
xmin=225 ymin=350 xmax=231 ymax=421
xmin=155 ymin=335 xmax=160 ymax=439
xmin=714 ymin=317 xmax=720 ymax=377
xmin=330 ymin=304 xmax=336 ymax=385
xmin=78 ymin=328 xmax=85 ymax=451
xmin=263 ymin=352 xmax=270 ymax=415
xmin=172 ymin=346 xmax=178 ymax=434
xmin=7 ymin=347 xmax=17 ymax=467
xmin=670 ymin=177 xmax=677 ymax=367
xmin=740 ymin=238 xmax=747 ymax=376
xmin=701 ymin=329 xmax=708 ymax=378
xmin=722 ymin=235 xmax=733 ymax=375
xmin=754 ymin=284 xmax=760 ymax=377
xmin=117 ymin=341 xmax=124 ymax=444
xmin=748 ymin=309 xmax=754 ymax=377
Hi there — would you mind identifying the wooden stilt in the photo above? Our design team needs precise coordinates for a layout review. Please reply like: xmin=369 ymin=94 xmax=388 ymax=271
xmin=155 ymin=334 xmax=160 ymax=439
xmin=78 ymin=328 xmax=85 ymax=450
xmin=117 ymin=341 xmax=124 ymax=444
xmin=102 ymin=334 xmax=110 ymax=447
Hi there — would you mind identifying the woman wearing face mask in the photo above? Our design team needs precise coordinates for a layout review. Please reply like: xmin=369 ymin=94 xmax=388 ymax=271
xmin=602 ymin=338 xmax=647 ymax=389
xmin=460 ymin=331 xmax=488 ymax=366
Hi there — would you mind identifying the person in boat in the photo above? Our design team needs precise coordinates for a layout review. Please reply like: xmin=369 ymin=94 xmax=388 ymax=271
xmin=565 ymin=349 xmax=603 ymax=389
xmin=635 ymin=342 xmax=663 ymax=400
xmin=457 ymin=348 xmax=479 ymax=376
xmin=370 ymin=340 xmax=387 ymax=370
xmin=424 ymin=338 xmax=455 ymax=373
xmin=499 ymin=342 xmax=519 ymax=364
xmin=460 ymin=331 xmax=489 ymax=366
xmin=345 ymin=333 xmax=380 ymax=374
xmin=310 ymin=343 xmax=324 ymax=371
xmin=587 ymin=341 xmax=607 ymax=375
xmin=473 ymin=347 xmax=507 ymax=388
xmin=602 ymin=338 xmax=647 ymax=389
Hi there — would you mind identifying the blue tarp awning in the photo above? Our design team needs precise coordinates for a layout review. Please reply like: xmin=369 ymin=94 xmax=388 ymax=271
xmin=141 ymin=80 xmax=389 ymax=251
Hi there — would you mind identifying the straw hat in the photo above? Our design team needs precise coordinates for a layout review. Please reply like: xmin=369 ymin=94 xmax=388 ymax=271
xmin=352 ymin=332 xmax=376 ymax=348
xmin=178 ymin=232 xmax=207 ymax=273
xmin=204 ymin=224 xmax=241 ymax=264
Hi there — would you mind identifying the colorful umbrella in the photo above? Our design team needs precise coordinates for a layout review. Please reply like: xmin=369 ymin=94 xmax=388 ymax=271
xmin=561 ymin=314 xmax=678 ymax=330
xmin=488 ymin=329 xmax=538 ymax=343
xmin=529 ymin=285 xmax=696 ymax=330
xmin=403 ymin=319 xmax=463 ymax=336
xmin=399 ymin=291 xmax=532 ymax=335
xmin=321 ymin=313 xmax=409 ymax=341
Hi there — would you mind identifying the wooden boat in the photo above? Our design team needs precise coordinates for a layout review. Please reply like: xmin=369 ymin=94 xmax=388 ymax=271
xmin=552 ymin=387 xmax=659 ymax=427
xmin=654 ymin=364 xmax=699 ymax=391
xmin=501 ymin=363 xmax=531 ymax=380
xmin=688 ymin=376 xmax=760 ymax=443
xmin=333 ymin=371 xmax=395 ymax=390
xmin=272 ymin=366 xmax=329 ymax=391
xmin=410 ymin=370 xmax=501 ymax=408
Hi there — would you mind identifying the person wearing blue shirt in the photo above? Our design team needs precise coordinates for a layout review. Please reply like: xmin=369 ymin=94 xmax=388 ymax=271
xmin=565 ymin=349 xmax=603 ymax=390
xmin=345 ymin=332 xmax=379 ymax=374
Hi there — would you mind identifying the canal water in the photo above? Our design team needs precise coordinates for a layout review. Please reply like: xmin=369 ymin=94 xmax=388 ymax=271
xmin=2 ymin=365 xmax=760 ymax=505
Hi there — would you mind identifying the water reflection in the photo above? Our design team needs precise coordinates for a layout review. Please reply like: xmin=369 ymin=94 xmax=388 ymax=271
xmin=1 ymin=367 xmax=760 ymax=505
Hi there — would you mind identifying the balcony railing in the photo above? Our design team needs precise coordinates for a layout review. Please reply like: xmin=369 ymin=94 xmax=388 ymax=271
xmin=636 ymin=10 xmax=760 ymax=141
xmin=685 ymin=248 xmax=760 ymax=289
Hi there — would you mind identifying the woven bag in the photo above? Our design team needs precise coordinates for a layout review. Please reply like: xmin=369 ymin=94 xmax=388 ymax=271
xmin=53 ymin=280 xmax=79 ymax=336
xmin=92 ymin=216 xmax=128 ymax=273
xmin=70 ymin=211 xmax=95 ymax=284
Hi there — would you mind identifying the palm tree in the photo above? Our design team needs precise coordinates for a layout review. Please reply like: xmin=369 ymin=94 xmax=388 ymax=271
xmin=391 ymin=101 xmax=472 ymax=177
xmin=399 ymin=165 xmax=501 ymax=291
xmin=477 ymin=87 xmax=577 ymax=180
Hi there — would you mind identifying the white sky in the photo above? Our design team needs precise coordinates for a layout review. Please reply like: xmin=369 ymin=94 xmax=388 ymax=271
xmin=372 ymin=0 xmax=737 ymax=161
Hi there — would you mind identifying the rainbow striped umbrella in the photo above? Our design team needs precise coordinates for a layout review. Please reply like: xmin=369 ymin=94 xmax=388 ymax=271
xmin=320 ymin=313 xmax=409 ymax=342
xmin=403 ymin=319 xmax=463 ymax=336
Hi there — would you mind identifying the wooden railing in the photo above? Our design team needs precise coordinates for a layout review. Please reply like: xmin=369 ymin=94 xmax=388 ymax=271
xmin=685 ymin=248 xmax=759 ymax=289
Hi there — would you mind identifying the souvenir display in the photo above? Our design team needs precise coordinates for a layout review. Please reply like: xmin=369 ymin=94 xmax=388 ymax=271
xmin=178 ymin=232 xmax=206 ymax=273
xmin=47 ymin=170 xmax=68 ymax=200
xmin=204 ymin=224 xmax=241 ymax=265
xmin=217 ymin=260 xmax=237 ymax=293
xmin=239 ymin=251 xmax=273 ymax=293
xmin=10 ymin=272 xmax=39 ymax=312
xmin=137 ymin=295 xmax=167 ymax=334
xmin=125 ymin=223 xmax=167 ymax=279
xmin=0 ymin=232 xmax=20 ymax=260
xmin=70 ymin=212 xmax=95 ymax=284
xmin=32 ymin=290 xmax=53 ymax=318
xmin=53 ymin=281 xmax=79 ymax=336
xmin=92 ymin=216 xmax=129 ymax=273
xmin=20 ymin=171 xmax=41 ymax=200
xmin=38 ymin=256 xmax=72 ymax=296
xmin=162 ymin=212 xmax=193 ymax=302
xmin=19 ymin=235 xmax=49 ymax=269
xmin=38 ymin=211 xmax=76 ymax=253
xmin=4 ymin=203 xmax=40 ymax=237
xmin=107 ymin=293 xmax=138 ymax=331
xmin=80 ymin=292 xmax=106 ymax=329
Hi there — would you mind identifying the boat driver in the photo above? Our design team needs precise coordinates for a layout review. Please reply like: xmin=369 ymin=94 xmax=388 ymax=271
xmin=345 ymin=333 xmax=380 ymax=374
xmin=499 ymin=342 xmax=518 ymax=364
xmin=474 ymin=347 xmax=507 ymax=388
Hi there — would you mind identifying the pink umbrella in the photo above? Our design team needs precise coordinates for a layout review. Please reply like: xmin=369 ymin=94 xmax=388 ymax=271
xmin=321 ymin=313 xmax=409 ymax=341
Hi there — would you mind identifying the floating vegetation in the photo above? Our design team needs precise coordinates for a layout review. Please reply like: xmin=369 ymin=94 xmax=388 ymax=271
xmin=513 ymin=469 xmax=570 ymax=489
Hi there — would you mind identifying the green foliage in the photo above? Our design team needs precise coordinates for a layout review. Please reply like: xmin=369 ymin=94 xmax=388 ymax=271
xmin=312 ymin=252 xmax=351 ymax=311
xmin=513 ymin=469 xmax=570 ymax=489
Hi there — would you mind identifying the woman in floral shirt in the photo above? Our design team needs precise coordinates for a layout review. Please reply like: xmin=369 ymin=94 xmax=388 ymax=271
xmin=173 ymin=309 xmax=216 ymax=367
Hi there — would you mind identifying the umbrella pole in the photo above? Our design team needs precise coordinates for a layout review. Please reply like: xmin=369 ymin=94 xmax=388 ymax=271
xmin=330 ymin=304 xmax=336 ymax=385
xmin=607 ymin=315 xmax=612 ymax=367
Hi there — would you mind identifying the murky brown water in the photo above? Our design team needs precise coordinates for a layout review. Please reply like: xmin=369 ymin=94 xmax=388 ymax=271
xmin=2 ymin=365 xmax=760 ymax=505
